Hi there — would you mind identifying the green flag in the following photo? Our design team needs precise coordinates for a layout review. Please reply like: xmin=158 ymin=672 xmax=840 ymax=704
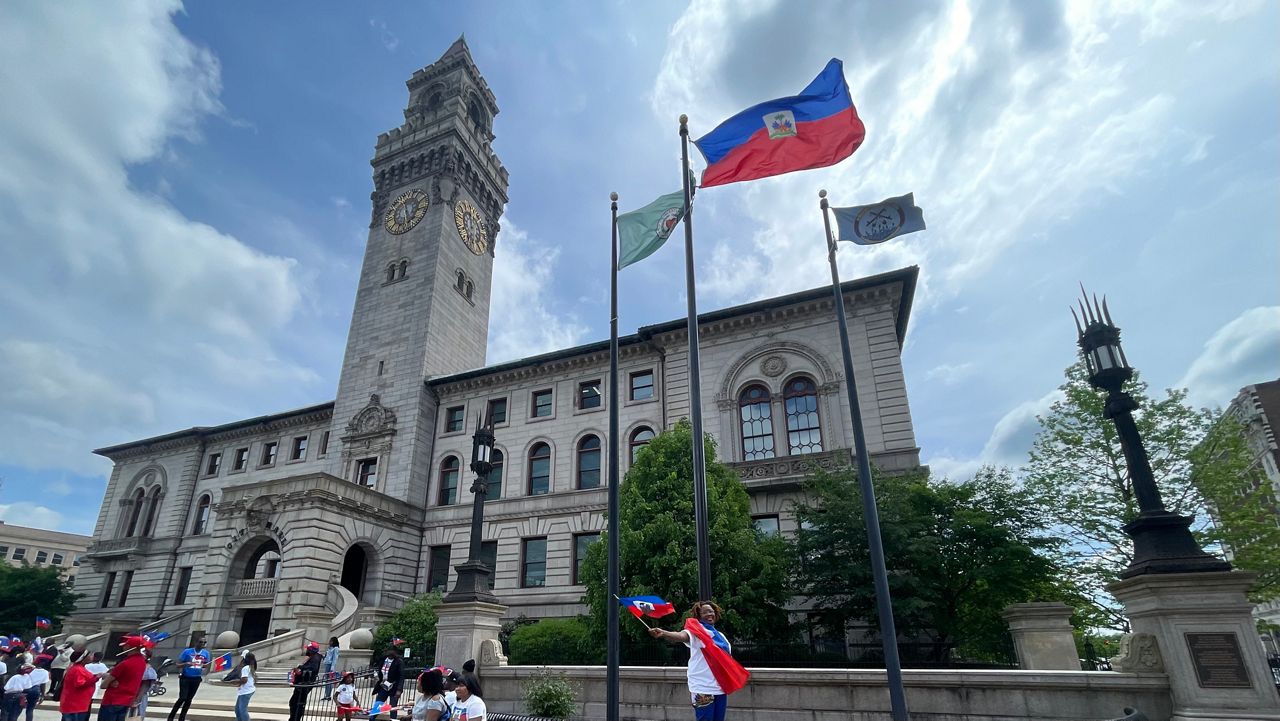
xmin=616 ymin=189 xmax=687 ymax=270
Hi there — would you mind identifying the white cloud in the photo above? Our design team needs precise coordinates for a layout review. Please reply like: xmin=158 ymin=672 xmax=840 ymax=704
xmin=924 ymin=361 xmax=975 ymax=385
xmin=1178 ymin=306 xmax=1280 ymax=408
xmin=370 ymin=18 xmax=400 ymax=53
xmin=487 ymin=218 xmax=590 ymax=364
xmin=0 ymin=1 xmax=315 ymax=477
xmin=925 ymin=387 xmax=1062 ymax=482
xmin=0 ymin=502 xmax=65 ymax=533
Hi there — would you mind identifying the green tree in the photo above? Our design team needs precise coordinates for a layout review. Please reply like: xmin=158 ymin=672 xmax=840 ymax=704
xmin=371 ymin=592 xmax=441 ymax=661
xmin=508 ymin=617 xmax=597 ymax=665
xmin=1022 ymin=362 xmax=1247 ymax=630
xmin=0 ymin=564 xmax=79 ymax=636
xmin=580 ymin=420 xmax=791 ymax=656
xmin=1191 ymin=414 xmax=1280 ymax=601
xmin=792 ymin=466 xmax=1064 ymax=662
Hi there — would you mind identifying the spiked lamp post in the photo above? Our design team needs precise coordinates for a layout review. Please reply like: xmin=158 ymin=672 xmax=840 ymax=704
xmin=445 ymin=416 xmax=500 ymax=603
xmin=1072 ymin=292 xmax=1229 ymax=578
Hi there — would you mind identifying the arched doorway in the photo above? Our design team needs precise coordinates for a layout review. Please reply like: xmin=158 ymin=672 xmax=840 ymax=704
xmin=243 ymin=539 xmax=281 ymax=579
xmin=232 ymin=538 xmax=281 ymax=646
xmin=341 ymin=545 xmax=368 ymax=600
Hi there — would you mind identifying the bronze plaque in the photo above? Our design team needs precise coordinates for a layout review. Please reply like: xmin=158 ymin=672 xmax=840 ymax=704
xmin=1185 ymin=632 xmax=1252 ymax=688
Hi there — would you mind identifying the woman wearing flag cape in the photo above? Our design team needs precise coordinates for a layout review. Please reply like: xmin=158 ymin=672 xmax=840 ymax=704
xmin=647 ymin=600 xmax=749 ymax=721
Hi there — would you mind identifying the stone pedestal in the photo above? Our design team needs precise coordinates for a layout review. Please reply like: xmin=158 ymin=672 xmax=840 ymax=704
xmin=433 ymin=601 xmax=508 ymax=671
xmin=1110 ymin=571 xmax=1280 ymax=721
xmin=1001 ymin=602 xmax=1081 ymax=670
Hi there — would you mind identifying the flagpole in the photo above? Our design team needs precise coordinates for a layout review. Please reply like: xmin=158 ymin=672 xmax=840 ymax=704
xmin=679 ymin=114 xmax=713 ymax=602
xmin=607 ymin=192 xmax=622 ymax=721
xmin=819 ymin=189 xmax=910 ymax=721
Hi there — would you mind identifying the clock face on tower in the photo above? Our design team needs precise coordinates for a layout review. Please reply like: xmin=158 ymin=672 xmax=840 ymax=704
xmin=453 ymin=199 xmax=489 ymax=255
xmin=383 ymin=189 xmax=429 ymax=235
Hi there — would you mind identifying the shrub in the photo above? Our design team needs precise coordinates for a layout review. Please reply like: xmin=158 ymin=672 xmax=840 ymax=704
xmin=522 ymin=668 xmax=578 ymax=719
xmin=371 ymin=593 xmax=441 ymax=663
xmin=508 ymin=617 xmax=597 ymax=665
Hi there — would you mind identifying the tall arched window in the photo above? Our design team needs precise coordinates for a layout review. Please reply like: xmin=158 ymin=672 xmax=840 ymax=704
xmin=528 ymin=443 xmax=551 ymax=496
xmin=485 ymin=449 xmax=503 ymax=501
xmin=739 ymin=385 xmax=776 ymax=460
xmin=387 ymin=263 xmax=398 ymax=283
xmin=629 ymin=427 xmax=654 ymax=463
xmin=125 ymin=487 xmax=146 ymax=537
xmin=468 ymin=97 xmax=486 ymax=131
xmin=191 ymin=494 xmax=212 ymax=535
xmin=577 ymin=435 xmax=601 ymax=489
xmin=438 ymin=456 xmax=460 ymax=506
xmin=399 ymin=260 xmax=409 ymax=279
xmin=142 ymin=486 xmax=162 ymax=537
xmin=464 ymin=280 xmax=473 ymax=300
xmin=427 ymin=91 xmax=441 ymax=110
xmin=784 ymin=377 xmax=823 ymax=455
xmin=456 ymin=270 xmax=466 ymax=291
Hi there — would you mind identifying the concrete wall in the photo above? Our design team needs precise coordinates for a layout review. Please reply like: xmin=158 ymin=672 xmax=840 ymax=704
xmin=481 ymin=666 xmax=1174 ymax=721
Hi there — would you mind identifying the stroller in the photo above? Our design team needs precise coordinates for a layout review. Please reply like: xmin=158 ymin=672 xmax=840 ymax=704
xmin=148 ymin=659 xmax=175 ymax=697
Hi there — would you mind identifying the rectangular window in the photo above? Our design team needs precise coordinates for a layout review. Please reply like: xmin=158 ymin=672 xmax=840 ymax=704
xmin=174 ymin=567 xmax=193 ymax=605
xmin=480 ymin=541 xmax=498 ymax=590
xmin=531 ymin=389 xmax=553 ymax=418
xmin=319 ymin=431 xmax=330 ymax=456
xmin=72 ymin=555 xmax=81 ymax=566
xmin=51 ymin=553 xmax=65 ymax=565
xmin=521 ymin=537 xmax=548 ymax=588
xmin=12 ymin=547 xmax=26 ymax=561
xmin=630 ymin=370 xmax=654 ymax=401
xmin=578 ymin=380 xmax=602 ymax=409
xmin=427 ymin=545 xmax=451 ymax=592
xmin=356 ymin=458 xmax=379 ymax=487
xmin=446 ymin=406 xmax=465 ymax=433
xmin=261 ymin=441 xmax=278 ymax=466
xmin=205 ymin=452 xmax=222 ymax=476
xmin=101 ymin=572 xmax=117 ymax=608
xmin=753 ymin=515 xmax=781 ymax=536
xmin=232 ymin=447 xmax=249 ymax=471
xmin=118 ymin=570 xmax=135 ymax=607
xmin=573 ymin=533 xmax=600 ymax=586
xmin=35 ymin=550 xmax=48 ymax=564
xmin=291 ymin=435 xmax=308 ymax=461
xmin=487 ymin=398 xmax=507 ymax=425
xmin=0 ymin=545 xmax=7 ymax=559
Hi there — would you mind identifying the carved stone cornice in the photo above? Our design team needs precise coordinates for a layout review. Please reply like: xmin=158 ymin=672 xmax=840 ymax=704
xmin=729 ymin=449 xmax=853 ymax=485
xmin=432 ymin=341 xmax=656 ymax=397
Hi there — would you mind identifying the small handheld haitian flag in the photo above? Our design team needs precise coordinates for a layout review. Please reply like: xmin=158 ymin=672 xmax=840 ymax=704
xmin=35 ymin=617 xmax=52 ymax=630
xmin=212 ymin=652 xmax=233 ymax=673
xmin=831 ymin=193 xmax=926 ymax=245
xmin=693 ymin=58 xmax=865 ymax=188
xmin=618 ymin=595 xmax=676 ymax=619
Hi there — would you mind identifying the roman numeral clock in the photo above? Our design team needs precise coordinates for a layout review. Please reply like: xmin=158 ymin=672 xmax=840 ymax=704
xmin=454 ymin=199 xmax=489 ymax=255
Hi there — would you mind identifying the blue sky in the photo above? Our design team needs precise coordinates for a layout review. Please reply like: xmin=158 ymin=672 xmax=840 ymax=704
xmin=0 ymin=0 xmax=1276 ymax=535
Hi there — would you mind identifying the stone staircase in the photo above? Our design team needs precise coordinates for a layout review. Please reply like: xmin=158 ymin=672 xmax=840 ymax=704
xmin=146 ymin=696 xmax=292 ymax=721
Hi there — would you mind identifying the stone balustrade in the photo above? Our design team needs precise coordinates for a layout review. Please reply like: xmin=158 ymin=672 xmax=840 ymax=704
xmin=233 ymin=577 xmax=278 ymax=600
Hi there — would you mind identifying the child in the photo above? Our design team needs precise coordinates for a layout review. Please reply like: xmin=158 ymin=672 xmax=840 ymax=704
xmin=332 ymin=672 xmax=359 ymax=721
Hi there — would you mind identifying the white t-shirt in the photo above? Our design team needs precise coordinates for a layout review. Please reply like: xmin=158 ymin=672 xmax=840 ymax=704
xmin=238 ymin=666 xmax=255 ymax=696
xmin=28 ymin=668 xmax=50 ymax=686
xmin=0 ymin=662 xmax=6 ymax=677
xmin=443 ymin=691 xmax=457 ymax=709
xmin=683 ymin=629 xmax=729 ymax=695
xmin=448 ymin=696 xmax=485 ymax=721
xmin=3 ymin=674 xmax=31 ymax=693
xmin=334 ymin=683 xmax=355 ymax=705
xmin=411 ymin=695 xmax=447 ymax=721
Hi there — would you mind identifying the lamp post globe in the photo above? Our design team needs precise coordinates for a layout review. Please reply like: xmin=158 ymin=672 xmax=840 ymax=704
xmin=1072 ymin=291 xmax=1228 ymax=578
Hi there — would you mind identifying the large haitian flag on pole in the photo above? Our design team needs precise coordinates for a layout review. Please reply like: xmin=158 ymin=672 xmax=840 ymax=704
xmin=693 ymin=58 xmax=865 ymax=188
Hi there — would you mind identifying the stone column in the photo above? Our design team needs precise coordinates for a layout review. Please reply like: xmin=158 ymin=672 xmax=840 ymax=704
xmin=433 ymin=601 xmax=507 ymax=671
xmin=1001 ymin=602 xmax=1081 ymax=670
xmin=1109 ymin=571 xmax=1280 ymax=721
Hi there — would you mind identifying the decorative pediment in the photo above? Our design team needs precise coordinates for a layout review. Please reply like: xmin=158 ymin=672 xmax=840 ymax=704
xmin=346 ymin=394 xmax=397 ymax=437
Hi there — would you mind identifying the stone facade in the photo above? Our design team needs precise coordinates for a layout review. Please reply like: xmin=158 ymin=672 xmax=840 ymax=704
xmin=66 ymin=39 xmax=923 ymax=651
xmin=0 ymin=521 xmax=90 ymax=585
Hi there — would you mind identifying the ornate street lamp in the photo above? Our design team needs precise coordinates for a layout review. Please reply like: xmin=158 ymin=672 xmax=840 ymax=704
xmin=444 ymin=415 xmax=500 ymax=603
xmin=1072 ymin=291 xmax=1230 ymax=578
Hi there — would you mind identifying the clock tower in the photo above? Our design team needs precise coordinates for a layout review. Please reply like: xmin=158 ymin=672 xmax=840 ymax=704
xmin=329 ymin=37 xmax=508 ymax=505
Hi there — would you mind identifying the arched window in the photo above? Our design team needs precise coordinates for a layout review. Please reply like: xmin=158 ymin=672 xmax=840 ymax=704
xmin=142 ymin=486 xmax=162 ymax=537
xmin=577 ymin=435 xmax=601 ymax=489
xmin=427 ymin=91 xmax=441 ymax=110
xmin=484 ymin=449 xmax=503 ymax=501
xmin=528 ymin=443 xmax=551 ymax=496
xmin=399 ymin=260 xmax=409 ymax=279
xmin=191 ymin=494 xmax=211 ymax=535
xmin=739 ymin=384 xmax=776 ymax=460
xmin=456 ymin=270 xmax=466 ymax=291
xmin=125 ymin=487 xmax=146 ymax=537
xmin=464 ymin=280 xmax=473 ymax=299
xmin=387 ymin=263 xmax=398 ymax=283
xmin=629 ymin=427 xmax=654 ymax=463
xmin=784 ymin=377 xmax=823 ymax=455
xmin=438 ymin=456 xmax=460 ymax=506
xmin=468 ymin=97 xmax=486 ymax=131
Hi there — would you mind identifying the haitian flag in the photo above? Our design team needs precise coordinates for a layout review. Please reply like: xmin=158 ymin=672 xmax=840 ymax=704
xmin=35 ymin=617 xmax=52 ymax=630
xmin=693 ymin=58 xmax=865 ymax=188
xmin=618 ymin=595 xmax=676 ymax=619
xmin=211 ymin=652 xmax=233 ymax=673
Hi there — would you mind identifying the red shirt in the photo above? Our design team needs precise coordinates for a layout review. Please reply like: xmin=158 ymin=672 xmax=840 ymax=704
xmin=101 ymin=653 xmax=147 ymax=706
xmin=59 ymin=664 xmax=98 ymax=714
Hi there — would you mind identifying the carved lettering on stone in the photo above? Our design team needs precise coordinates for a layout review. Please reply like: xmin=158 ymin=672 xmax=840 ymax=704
xmin=1113 ymin=633 xmax=1164 ymax=673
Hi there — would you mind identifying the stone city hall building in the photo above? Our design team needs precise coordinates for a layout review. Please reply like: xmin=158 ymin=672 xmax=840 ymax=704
xmin=67 ymin=39 xmax=922 ymax=651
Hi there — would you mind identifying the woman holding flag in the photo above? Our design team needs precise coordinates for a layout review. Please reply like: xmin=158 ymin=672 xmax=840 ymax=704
xmin=647 ymin=600 xmax=748 ymax=721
